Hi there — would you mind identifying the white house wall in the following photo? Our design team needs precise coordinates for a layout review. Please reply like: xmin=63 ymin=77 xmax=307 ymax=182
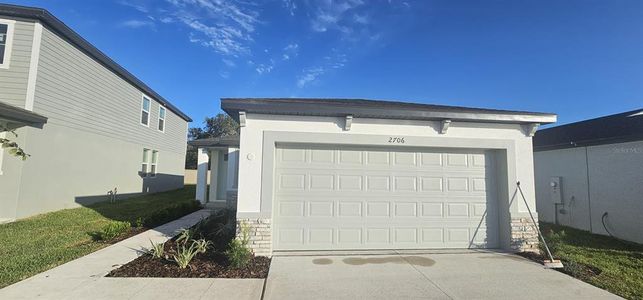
xmin=534 ymin=140 xmax=643 ymax=244
xmin=237 ymin=113 xmax=538 ymax=216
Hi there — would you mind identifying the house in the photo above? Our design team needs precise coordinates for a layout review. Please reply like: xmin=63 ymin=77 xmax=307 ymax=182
xmin=190 ymin=98 xmax=557 ymax=256
xmin=534 ymin=109 xmax=643 ymax=244
xmin=0 ymin=4 xmax=191 ymax=222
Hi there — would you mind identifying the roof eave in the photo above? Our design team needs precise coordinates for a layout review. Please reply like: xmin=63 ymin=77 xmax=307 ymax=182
xmin=0 ymin=103 xmax=48 ymax=129
xmin=222 ymin=101 xmax=557 ymax=125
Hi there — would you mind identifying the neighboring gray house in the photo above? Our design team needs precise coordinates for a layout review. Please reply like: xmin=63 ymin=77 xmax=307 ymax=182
xmin=0 ymin=4 xmax=191 ymax=222
xmin=191 ymin=98 xmax=556 ymax=256
xmin=534 ymin=109 xmax=643 ymax=244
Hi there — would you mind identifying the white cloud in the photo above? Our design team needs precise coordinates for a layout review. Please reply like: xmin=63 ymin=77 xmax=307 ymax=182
xmin=125 ymin=0 xmax=260 ymax=56
xmin=255 ymin=59 xmax=276 ymax=74
xmin=160 ymin=17 xmax=174 ymax=23
xmin=297 ymin=50 xmax=348 ymax=88
xmin=283 ymin=0 xmax=297 ymax=16
xmin=310 ymin=0 xmax=364 ymax=33
xmin=353 ymin=14 xmax=368 ymax=24
xmin=255 ymin=64 xmax=273 ymax=74
xmin=297 ymin=67 xmax=325 ymax=88
xmin=222 ymin=58 xmax=236 ymax=67
xmin=118 ymin=1 xmax=149 ymax=13
xmin=119 ymin=20 xmax=155 ymax=29
xmin=219 ymin=71 xmax=230 ymax=78
xmin=282 ymin=43 xmax=299 ymax=60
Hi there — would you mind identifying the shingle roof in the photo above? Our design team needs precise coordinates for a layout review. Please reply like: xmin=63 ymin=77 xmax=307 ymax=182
xmin=221 ymin=98 xmax=556 ymax=124
xmin=534 ymin=109 xmax=643 ymax=151
xmin=0 ymin=3 xmax=192 ymax=122
xmin=188 ymin=135 xmax=240 ymax=147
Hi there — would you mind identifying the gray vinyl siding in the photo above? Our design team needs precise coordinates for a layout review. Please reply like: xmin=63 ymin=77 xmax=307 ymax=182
xmin=32 ymin=26 xmax=187 ymax=155
xmin=0 ymin=24 xmax=188 ymax=220
xmin=0 ymin=19 xmax=34 ymax=109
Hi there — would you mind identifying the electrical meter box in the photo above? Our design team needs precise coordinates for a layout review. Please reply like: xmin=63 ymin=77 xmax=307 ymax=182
xmin=550 ymin=177 xmax=562 ymax=204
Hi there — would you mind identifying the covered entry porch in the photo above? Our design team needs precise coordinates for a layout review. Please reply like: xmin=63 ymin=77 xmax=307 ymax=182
xmin=189 ymin=135 xmax=240 ymax=208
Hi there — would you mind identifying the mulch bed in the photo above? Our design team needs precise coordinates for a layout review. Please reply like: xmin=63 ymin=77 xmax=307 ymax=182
xmin=107 ymin=240 xmax=271 ymax=278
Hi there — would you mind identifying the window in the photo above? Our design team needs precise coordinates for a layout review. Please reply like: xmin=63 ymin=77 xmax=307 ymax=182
xmin=141 ymin=148 xmax=150 ymax=175
xmin=0 ymin=20 xmax=15 ymax=68
xmin=150 ymin=150 xmax=158 ymax=177
xmin=158 ymin=107 xmax=166 ymax=132
xmin=141 ymin=149 xmax=158 ymax=177
xmin=140 ymin=96 xmax=151 ymax=126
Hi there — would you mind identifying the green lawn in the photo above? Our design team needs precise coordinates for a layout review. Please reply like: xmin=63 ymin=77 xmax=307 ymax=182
xmin=541 ymin=222 xmax=643 ymax=300
xmin=0 ymin=186 xmax=199 ymax=288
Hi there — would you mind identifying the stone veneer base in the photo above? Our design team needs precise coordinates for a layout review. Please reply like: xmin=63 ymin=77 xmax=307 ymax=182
xmin=236 ymin=218 xmax=272 ymax=257
xmin=511 ymin=217 xmax=540 ymax=252
xmin=235 ymin=216 xmax=541 ymax=256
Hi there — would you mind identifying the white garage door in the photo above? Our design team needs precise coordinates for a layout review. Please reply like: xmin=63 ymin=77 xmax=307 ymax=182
xmin=273 ymin=145 xmax=500 ymax=250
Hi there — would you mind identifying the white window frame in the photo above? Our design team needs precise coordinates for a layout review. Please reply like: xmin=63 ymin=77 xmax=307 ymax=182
xmin=157 ymin=106 xmax=166 ymax=133
xmin=0 ymin=19 xmax=16 ymax=69
xmin=141 ymin=148 xmax=150 ymax=176
xmin=150 ymin=150 xmax=159 ymax=177
xmin=140 ymin=95 xmax=151 ymax=127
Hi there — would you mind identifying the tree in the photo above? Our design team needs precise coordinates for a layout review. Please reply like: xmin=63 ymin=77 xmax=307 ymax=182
xmin=0 ymin=126 xmax=29 ymax=160
xmin=189 ymin=114 xmax=239 ymax=140
xmin=185 ymin=113 xmax=239 ymax=169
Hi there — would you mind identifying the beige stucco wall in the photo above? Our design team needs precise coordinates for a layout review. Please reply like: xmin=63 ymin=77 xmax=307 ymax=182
xmin=11 ymin=123 xmax=186 ymax=219
xmin=535 ymin=140 xmax=643 ymax=244
xmin=184 ymin=169 xmax=218 ymax=186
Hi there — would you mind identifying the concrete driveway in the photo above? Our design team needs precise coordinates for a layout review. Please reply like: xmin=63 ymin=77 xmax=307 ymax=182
xmin=263 ymin=251 xmax=621 ymax=300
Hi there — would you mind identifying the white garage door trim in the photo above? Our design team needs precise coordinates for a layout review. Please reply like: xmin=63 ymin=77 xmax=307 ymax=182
xmin=273 ymin=145 xmax=500 ymax=250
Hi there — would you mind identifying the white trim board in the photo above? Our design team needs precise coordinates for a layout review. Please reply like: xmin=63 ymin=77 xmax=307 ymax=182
xmin=25 ymin=22 xmax=43 ymax=111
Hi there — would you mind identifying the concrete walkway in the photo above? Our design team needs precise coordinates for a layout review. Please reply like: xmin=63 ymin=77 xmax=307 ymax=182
xmin=0 ymin=209 xmax=264 ymax=300
xmin=264 ymin=251 xmax=622 ymax=300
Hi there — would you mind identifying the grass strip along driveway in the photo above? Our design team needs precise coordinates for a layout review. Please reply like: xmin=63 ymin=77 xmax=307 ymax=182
xmin=0 ymin=186 xmax=200 ymax=288
xmin=541 ymin=223 xmax=643 ymax=300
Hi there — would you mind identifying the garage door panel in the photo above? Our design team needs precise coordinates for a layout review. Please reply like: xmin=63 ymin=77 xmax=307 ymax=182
xmin=273 ymin=146 xmax=499 ymax=250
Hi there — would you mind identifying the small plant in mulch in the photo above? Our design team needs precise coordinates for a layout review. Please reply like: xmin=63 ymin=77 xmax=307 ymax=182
xmin=107 ymin=209 xmax=271 ymax=278
xmin=225 ymin=221 xmax=252 ymax=268
xmin=148 ymin=240 xmax=165 ymax=259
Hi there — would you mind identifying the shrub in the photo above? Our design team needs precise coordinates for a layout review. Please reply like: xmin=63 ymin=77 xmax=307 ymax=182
xmin=140 ymin=201 xmax=202 ymax=228
xmin=225 ymin=221 xmax=252 ymax=268
xmin=148 ymin=240 xmax=165 ymax=259
xmin=226 ymin=239 xmax=253 ymax=268
xmin=192 ymin=209 xmax=236 ymax=249
xmin=94 ymin=221 xmax=131 ymax=241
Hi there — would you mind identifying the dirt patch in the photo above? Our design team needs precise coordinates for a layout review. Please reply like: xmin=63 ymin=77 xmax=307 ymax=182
xmin=343 ymin=256 xmax=435 ymax=267
xmin=107 ymin=240 xmax=271 ymax=278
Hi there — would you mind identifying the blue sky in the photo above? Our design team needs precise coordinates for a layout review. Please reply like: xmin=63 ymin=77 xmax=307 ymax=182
xmin=6 ymin=0 xmax=643 ymax=127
